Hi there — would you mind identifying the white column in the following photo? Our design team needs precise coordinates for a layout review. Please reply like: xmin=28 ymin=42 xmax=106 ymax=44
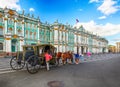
xmin=6 ymin=40 xmax=11 ymax=52
xmin=74 ymin=34 xmax=77 ymax=44
xmin=74 ymin=46 xmax=77 ymax=53
xmin=19 ymin=41 xmax=23 ymax=51
xmin=66 ymin=32 xmax=68 ymax=42
xmin=59 ymin=31 xmax=62 ymax=41
xmin=19 ymin=38 xmax=24 ymax=51
xmin=63 ymin=32 xmax=65 ymax=41
xmin=63 ymin=45 xmax=65 ymax=52
xmin=4 ymin=15 xmax=8 ymax=34
xmin=54 ymin=45 xmax=58 ymax=52
xmin=37 ymin=23 xmax=40 ymax=41
xmin=60 ymin=45 xmax=62 ymax=52
xmin=78 ymin=35 xmax=80 ymax=44
xmin=84 ymin=47 xmax=86 ymax=53
xmin=54 ymin=30 xmax=58 ymax=41
xmin=79 ymin=46 xmax=81 ymax=54
xmin=5 ymin=35 xmax=11 ymax=52
xmin=22 ymin=20 xmax=24 ymax=37
xmin=3 ymin=41 xmax=5 ymax=52
xmin=54 ymin=27 xmax=59 ymax=51
xmin=65 ymin=45 xmax=67 ymax=52
xmin=14 ymin=17 xmax=17 ymax=34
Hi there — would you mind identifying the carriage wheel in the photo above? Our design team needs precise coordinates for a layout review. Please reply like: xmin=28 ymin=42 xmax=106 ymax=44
xmin=10 ymin=56 xmax=25 ymax=70
xmin=26 ymin=55 xmax=40 ymax=74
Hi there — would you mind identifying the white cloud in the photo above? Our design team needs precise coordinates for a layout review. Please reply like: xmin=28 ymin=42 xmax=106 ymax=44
xmin=89 ymin=0 xmax=99 ymax=3
xmin=98 ymin=16 xmax=106 ymax=19
xmin=74 ymin=20 xmax=120 ymax=37
xmin=29 ymin=8 xmax=35 ymax=12
xmin=112 ymin=38 xmax=120 ymax=41
xmin=97 ymin=0 xmax=120 ymax=15
xmin=0 ymin=0 xmax=21 ymax=11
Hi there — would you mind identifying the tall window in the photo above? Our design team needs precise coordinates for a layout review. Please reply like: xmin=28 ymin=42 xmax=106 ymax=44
xmin=0 ymin=43 xmax=3 ymax=50
xmin=26 ymin=30 xmax=28 ymax=38
xmin=34 ymin=32 xmax=36 ymax=39
xmin=30 ymin=32 xmax=32 ymax=39
xmin=0 ymin=28 xmax=3 ymax=36
xmin=0 ymin=18 xmax=3 ymax=36
xmin=0 ymin=17 xmax=3 ymax=23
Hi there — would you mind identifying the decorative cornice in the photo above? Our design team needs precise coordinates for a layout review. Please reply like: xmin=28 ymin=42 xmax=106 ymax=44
xmin=14 ymin=20 xmax=17 ymax=22
xmin=13 ymin=35 xmax=18 ymax=38
xmin=0 ymin=26 xmax=3 ymax=29
xmin=8 ymin=10 xmax=15 ymax=16
xmin=9 ymin=28 xmax=12 ymax=31
xmin=0 ymin=13 xmax=2 ymax=18
xmin=22 ymin=22 xmax=25 ymax=24
xmin=5 ymin=38 xmax=11 ymax=40
xmin=4 ymin=18 xmax=8 ymax=20
xmin=54 ymin=28 xmax=58 ymax=30
xmin=20 ymin=39 xmax=23 ymax=41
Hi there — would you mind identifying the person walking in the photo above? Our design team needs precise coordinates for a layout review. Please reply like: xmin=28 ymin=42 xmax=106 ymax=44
xmin=79 ymin=53 xmax=84 ymax=63
xmin=44 ymin=50 xmax=52 ymax=71
xmin=71 ymin=51 xmax=75 ymax=64
xmin=87 ymin=52 xmax=91 ymax=58
xmin=74 ymin=52 xmax=80 ymax=64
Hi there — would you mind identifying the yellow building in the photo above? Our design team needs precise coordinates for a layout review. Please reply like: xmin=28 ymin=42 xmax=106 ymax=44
xmin=116 ymin=42 xmax=120 ymax=53
xmin=108 ymin=45 xmax=117 ymax=53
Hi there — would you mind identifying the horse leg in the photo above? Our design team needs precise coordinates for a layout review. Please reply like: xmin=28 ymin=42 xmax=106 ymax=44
xmin=69 ymin=59 xmax=71 ymax=64
xmin=57 ymin=58 xmax=59 ymax=65
xmin=71 ymin=57 xmax=73 ymax=63
xmin=62 ymin=59 xmax=66 ymax=65
xmin=59 ymin=58 xmax=63 ymax=65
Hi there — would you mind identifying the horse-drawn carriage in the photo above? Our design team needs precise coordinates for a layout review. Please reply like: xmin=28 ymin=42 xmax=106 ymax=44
xmin=10 ymin=44 xmax=57 ymax=74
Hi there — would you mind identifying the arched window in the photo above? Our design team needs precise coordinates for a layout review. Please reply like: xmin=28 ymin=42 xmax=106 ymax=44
xmin=0 ymin=43 xmax=3 ymax=50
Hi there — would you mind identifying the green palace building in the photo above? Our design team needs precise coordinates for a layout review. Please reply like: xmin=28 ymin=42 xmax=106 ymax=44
xmin=0 ymin=7 xmax=108 ymax=54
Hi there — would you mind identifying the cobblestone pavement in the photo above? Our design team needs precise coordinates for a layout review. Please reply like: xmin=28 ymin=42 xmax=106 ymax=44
xmin=0 ymin=53 xmax=120 ymax=87
xmin=0 ymin=57 xmax=11 ymax=69
xmin=83 ymin=53 xmax=120 ymax=62
xmin=0 ymin=53 xmax=120 ymax=74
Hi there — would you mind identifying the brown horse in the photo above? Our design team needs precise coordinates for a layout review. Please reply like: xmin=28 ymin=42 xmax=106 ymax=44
xmin=61 ymin=51 xmax=73 ymax=64
xmin=56 ymin=51 xmax=73 ymax=65
xmin=56 ymin=52 xmax=62 ymax=65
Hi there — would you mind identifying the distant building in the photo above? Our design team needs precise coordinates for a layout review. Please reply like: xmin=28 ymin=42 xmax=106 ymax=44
xmin=116 ymin=42 xmax=120 ymax=53
xmin=0 ymin=7 xmax=108 ymax=55
xmin=108 ymin=45 xmax=116 ymax=53
xmin=108 ymin=42 xmax=120 ymax=53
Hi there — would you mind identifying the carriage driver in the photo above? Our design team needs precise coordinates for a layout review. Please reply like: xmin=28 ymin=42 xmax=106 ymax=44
xmin=44 ymin=50 xmax=52 ymax=71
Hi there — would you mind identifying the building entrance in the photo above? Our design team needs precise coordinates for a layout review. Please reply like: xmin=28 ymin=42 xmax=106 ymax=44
xmin=81 ymin=46 xmax=84 ymax=54
xmin=11 ymin=39 xmax=18 ymax=52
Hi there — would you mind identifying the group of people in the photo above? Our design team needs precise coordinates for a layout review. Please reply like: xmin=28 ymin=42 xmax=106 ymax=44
xmin=72 ymin=52 xmax=83 ymax=64
xmin=44 ymin=50 xmax=92 ymax=71
xmin=73 ymin=52 xmax=92 ymax=64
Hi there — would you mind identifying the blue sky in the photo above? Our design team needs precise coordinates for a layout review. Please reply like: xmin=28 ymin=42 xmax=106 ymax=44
xmin=0 ymin=0 xmax=120 ymax=45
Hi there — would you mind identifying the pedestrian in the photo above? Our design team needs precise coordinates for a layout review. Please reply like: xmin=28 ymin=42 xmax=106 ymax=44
xmin=72 ymin=51 xmax=75 ymax=64
xmin=87 ymin=51 xmax=91 ymax=58
xmin=79 ymin=53 xmax=82 ymax=63
xmin=74 ymin=52 xmax=80 ymax=64
xmin=44 ymin=50 xmax=52 ymax=71
xmin=79 ymin=53 xmax=84 ymax=63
